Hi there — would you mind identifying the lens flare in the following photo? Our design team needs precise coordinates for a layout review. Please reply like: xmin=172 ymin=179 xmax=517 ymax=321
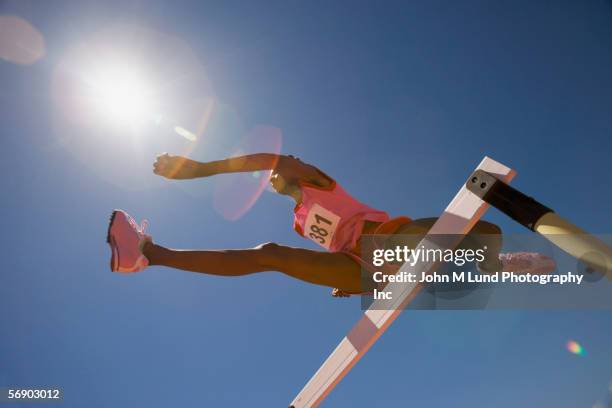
xmin=174 ymin=126 xmax=197 ymax=141
xmin=566 ymin=340 xmax=585 ymax=355
xmin=213 ymin=126 xmax=283 ymax=221
xmin=0 ymin=15 xmax=45 ymax=65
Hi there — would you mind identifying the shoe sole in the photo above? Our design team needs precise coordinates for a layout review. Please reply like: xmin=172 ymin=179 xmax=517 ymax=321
xmin=500 ymin=253 xmax=557 ymax=275
xmin=106 ymin=210 xmax=118 ymax=244
xmin=107 ymin=210 xmax=119 ymax=272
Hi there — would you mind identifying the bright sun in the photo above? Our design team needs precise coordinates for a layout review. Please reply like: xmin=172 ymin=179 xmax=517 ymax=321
xmin=87 ymin=65 xmax=154 ymax=128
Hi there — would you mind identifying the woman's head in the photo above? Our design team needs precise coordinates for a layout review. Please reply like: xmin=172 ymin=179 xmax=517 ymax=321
xmin=270 ymin=170 xmax=303 ymax=200
xmin=269 ymin=171 xmax=290 ymax=195
xmin=268 ymin=155 xmax=309 ymax=199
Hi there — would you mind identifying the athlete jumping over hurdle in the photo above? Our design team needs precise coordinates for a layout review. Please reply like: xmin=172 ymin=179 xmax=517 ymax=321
xmin=106 ymin=153 xmax=554 ymax=296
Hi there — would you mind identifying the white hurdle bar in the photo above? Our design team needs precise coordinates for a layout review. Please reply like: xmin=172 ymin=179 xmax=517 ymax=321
xmin=289 ymin=156 xmax=516 ymax=408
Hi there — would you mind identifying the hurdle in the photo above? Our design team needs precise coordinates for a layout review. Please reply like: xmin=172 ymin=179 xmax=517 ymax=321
xmin=289 ymin=156 xmax=611 ymax=407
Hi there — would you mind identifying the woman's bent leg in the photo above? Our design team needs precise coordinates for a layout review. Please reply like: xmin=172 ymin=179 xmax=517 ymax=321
xmin=143 ymin=241 xmax=363 ymax=292
xmin=393 ymin=217 xmax=503 ymax=272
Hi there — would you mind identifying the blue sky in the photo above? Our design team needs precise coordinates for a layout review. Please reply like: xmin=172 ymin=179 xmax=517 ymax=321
xmin=1 ymin=1 xmax=611 ymax=407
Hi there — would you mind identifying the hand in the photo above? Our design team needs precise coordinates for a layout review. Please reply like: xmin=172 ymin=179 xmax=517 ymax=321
xmin=153 ymin=153 xmax=203 ymax=179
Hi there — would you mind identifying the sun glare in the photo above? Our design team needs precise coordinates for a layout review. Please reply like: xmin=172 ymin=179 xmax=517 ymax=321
xmin=87 ymin=65 xmax=154 ymax=128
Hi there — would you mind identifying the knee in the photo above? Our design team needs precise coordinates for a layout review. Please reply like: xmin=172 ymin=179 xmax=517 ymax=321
xmin=478 ymin=220 xmax=502 ymax=235
xmin=254 ymin=241 xmax=280 ymax=251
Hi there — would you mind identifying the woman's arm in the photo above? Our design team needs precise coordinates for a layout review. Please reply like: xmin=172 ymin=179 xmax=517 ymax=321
xmin=206 ymin=153 xmax=283 ymax=175
xmin=154 ymin=153 xmax=332 ymax=186
xmin=153 ymin=153 xmax=282 ymax=179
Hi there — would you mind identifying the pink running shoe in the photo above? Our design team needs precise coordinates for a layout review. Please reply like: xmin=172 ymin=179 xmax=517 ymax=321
xmin=499 ymin=252 xmax=556 ymax=275
xmin=106 ymin=209 xmax=151 ymax=273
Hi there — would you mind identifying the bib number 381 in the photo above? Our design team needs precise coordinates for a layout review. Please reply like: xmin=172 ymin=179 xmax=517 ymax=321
xmin=304 ymin=204 xmax=341 ymax=250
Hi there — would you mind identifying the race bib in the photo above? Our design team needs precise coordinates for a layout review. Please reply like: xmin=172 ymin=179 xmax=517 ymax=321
xmin=304 ymin=204 xmax=341 ymax=250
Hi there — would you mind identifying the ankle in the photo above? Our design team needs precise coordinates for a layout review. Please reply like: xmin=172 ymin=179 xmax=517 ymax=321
xmin=142 ymin=240 xmax=157 ymax=263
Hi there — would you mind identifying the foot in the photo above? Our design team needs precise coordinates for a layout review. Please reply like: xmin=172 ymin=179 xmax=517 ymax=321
xmin=107 ymin=209 xmax=151 ymax=273
xmin=499 ymin=252 xmax=556 ymax=275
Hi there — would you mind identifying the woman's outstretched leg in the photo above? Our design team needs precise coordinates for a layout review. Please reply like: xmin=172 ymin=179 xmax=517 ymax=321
xmin=143 ymin=242 xmax=273 ymax=276
xmin=143 ymin=241 xmax=365 ymax=293
xmin=108 ymin=209 xmax=363 ymax=292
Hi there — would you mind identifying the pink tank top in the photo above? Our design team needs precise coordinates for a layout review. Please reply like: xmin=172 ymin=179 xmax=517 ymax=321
xmin=293 ymin=179 xmax=390 ymax=252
